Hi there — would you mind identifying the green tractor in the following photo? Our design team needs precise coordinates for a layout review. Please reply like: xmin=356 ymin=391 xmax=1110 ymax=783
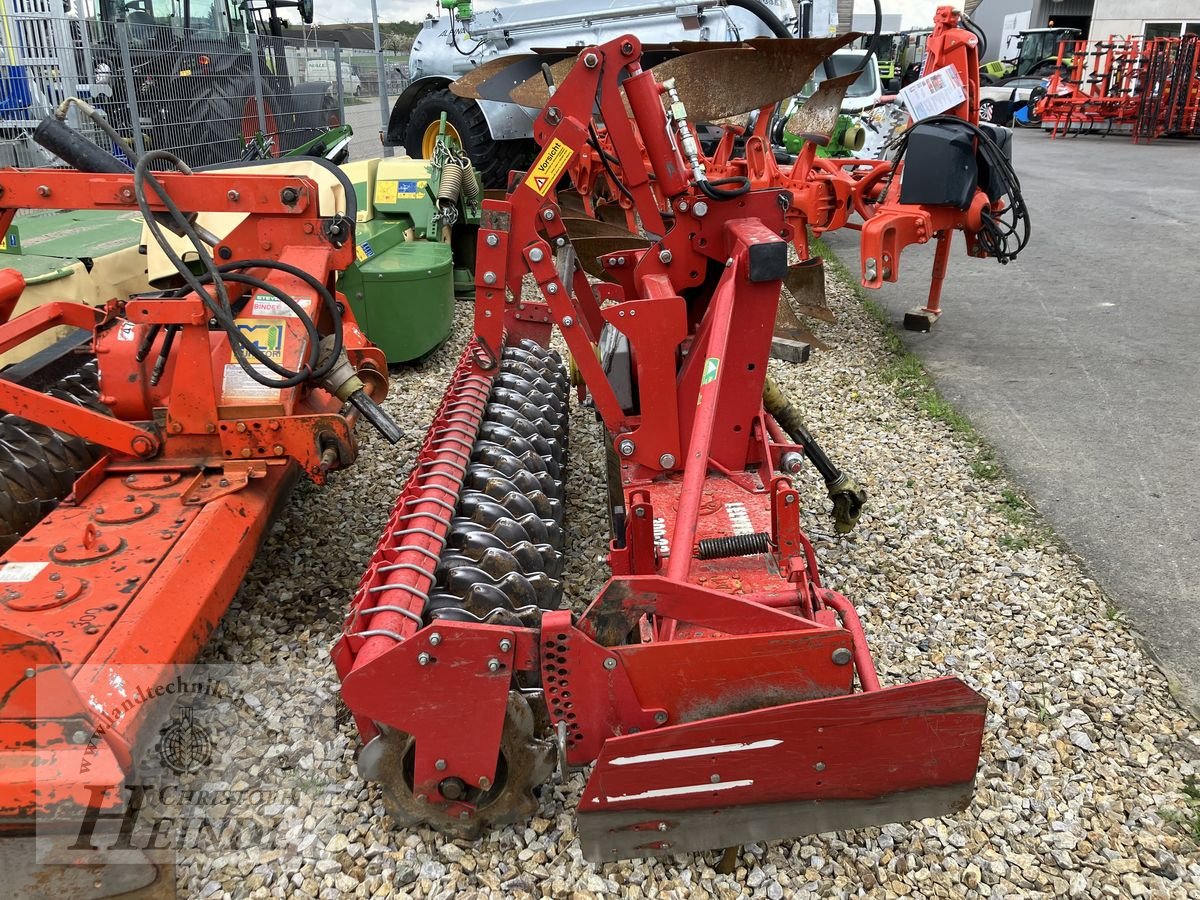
xmin=980 ymin=27 xmax=1082 ymax=83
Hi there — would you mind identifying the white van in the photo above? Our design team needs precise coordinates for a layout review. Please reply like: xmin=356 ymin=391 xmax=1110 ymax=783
xmin=305 ymin=59 xmax=362 ymax=96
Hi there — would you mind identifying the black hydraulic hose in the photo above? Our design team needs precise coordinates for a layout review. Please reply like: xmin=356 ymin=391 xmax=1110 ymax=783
xmin=850 ymin=0 xmax=883 ymax=76
xmin=699 ymin=176 xmax=751 ymax=200
xmin=725 ymin=0 xmax=794 ymax=39
xmin=961 ymin=13 xmax=988 ymax=60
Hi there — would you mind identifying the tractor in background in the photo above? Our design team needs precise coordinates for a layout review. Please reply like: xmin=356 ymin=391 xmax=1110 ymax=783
xmin=85 ymin=0 xmax=338 ymax=165
xmin=980 ymin=26 xmax=1081 ymax=83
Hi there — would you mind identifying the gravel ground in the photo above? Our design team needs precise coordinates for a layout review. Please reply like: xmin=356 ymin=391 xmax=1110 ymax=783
xmin=172 ymin=271 xmax=1200 ymax=898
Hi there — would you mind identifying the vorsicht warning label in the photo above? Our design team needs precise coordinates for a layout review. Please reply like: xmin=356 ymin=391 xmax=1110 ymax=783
xmin=524 ymin=139 xmax=574 ymax=196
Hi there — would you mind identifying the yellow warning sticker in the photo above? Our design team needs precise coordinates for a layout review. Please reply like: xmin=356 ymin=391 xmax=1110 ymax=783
xmin=524 ymin=138 xmax=574 ymax=196
xmin=374 ymin=179 xmax=399 ymax=205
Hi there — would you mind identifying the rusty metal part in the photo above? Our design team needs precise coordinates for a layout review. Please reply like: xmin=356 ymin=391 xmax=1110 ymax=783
xmin=449 ymin=54 xmax=539 ymax=101
xmin=785 ymin=257 xmax=836 ymax=323
xmin=562 ymin=216 xmax=641 ymax=241
xmin=784 ymin=72 xmax=861 ymax=141
xmin=357 ymin=692 xmax=554 ymax=838
xmin=476 ymin=54 xmax=571 ymax=104
xmin=650 ymin=35 xmax=857 ymax=123
xmin=569 ymin=236 xmax=652 ymax=280
xmin=509 ymin=57 xmax=578 ymax=109
xmin=774 ymin=289 xmax=831 ymax=352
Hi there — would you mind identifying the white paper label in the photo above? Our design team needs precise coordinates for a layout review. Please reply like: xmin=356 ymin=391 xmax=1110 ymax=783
xmin=117 ymin=321 xmax=137 ymax=341
xmin=221 ymin=364 xmax=281 ymax=402
xmin=0 ymin=561 xmax=47 ymax=582
xmin=250 ymin=293 xmax=313 ymax=318
xmin=898 ymin=65 xmax=967 ymax=122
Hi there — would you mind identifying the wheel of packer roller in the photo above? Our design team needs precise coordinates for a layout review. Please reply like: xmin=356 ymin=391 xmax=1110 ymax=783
xmin=359 ymin=692 xmax=555 ymax=838
xmin=0 ymin=360 xmax=108 ymax=551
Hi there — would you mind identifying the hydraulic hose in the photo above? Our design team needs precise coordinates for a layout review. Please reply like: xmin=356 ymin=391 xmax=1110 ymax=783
xmin=725 ymin=0 xmax=794 ymax=39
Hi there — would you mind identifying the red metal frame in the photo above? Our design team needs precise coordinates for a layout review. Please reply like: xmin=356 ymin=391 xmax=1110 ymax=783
xmin=1034 ymin=33 xmax=1200 ymax=142
xmin=0 ymin=167 xmax=386 ymax=822
xmin=338 ymin=29 xmax=986 ymax=859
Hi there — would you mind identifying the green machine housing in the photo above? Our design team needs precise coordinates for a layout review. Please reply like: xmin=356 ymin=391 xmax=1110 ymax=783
xmin=340 ymin=157 xmax=479 ymax=363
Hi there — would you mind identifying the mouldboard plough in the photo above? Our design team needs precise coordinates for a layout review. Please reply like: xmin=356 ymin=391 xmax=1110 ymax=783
xmin=336 ymin=25 xmax=989 ymax=862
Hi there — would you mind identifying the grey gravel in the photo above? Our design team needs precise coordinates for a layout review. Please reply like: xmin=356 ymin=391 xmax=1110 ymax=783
xmin=172 ymin=271 xmax=1200 ymax=898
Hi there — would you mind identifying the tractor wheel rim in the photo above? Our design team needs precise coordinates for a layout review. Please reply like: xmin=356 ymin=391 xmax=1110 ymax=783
xmin=422 ymin=119 xmax=462 ymax=158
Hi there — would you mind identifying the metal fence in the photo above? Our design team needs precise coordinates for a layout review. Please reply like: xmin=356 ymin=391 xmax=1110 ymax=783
xmin=343 ymin=52 xmax=409 ymax=99
xmin=0 ymin=2 xmax=346 ymax=169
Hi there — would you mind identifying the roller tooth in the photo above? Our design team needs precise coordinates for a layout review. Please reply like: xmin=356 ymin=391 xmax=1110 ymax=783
xmin=0 ymin=444 xmax=44 ymax=545
xmin=500 ymin=359 xmax=569 ymax=395
xmin=464 ymin=468 xmax=562 ymax=522
xmin=458 ymin=494 xmax=561 ymax=549
xmin=494 ymin=373 xmax=567 ymax=417
xmin=476 ymin=424 xmax=563 ymax=481
xmin=0 ymin=418 xmax=82 ymax=496
xmin=0 ymin=428 xmax=61 ymax=514
xmin=426 ymin=603 xmax=533 ymax=628
xmin=483 ymin=405 xmax=566 ymax=457
xmin=438 ymin=564 xmax=559 ymax=611
xmin=438 ymin=547 xmax=523 ymax=580
xmin=509 ymin=339 xmax=563 ymax=366
xmin=471 ymin=439 xmax=553 ymax=478
xmin=426 ymin=586 xmax=519 ymax=618
xmin=488 ymin=387 xmax=566 ymax=430
xmin=447 ymin=520 xmax=562 ymax=578
xmin=469 ymin=447 xmax=562 ymax=500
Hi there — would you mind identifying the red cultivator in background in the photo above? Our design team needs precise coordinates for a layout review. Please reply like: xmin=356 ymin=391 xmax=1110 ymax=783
xmin=1034 ymin=33 xmax=1200 ymax=142
xmin=337 ymin=20 xmax=991 ymax=862
xmin=0 ymin=142 xmax=397 ymax=840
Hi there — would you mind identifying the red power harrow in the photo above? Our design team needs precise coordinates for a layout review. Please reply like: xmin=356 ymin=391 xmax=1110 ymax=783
xmin=0 ymin=150 xmax=397 ymax=831
xmin=337 ymin=26 xmax=989 ymax=861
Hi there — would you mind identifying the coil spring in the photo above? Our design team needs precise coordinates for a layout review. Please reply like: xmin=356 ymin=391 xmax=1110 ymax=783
xmin=460 ymin=160 xmax=482 ymax=206
xmin=438 ymin=159 xmax=464 ymax=202
xmin=696 ymin=531 xmax=771 ymax=560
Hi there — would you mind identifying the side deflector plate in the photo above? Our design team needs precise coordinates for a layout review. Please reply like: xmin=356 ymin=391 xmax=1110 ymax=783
xmin=578 ymin=676 xmax=986 ymax=861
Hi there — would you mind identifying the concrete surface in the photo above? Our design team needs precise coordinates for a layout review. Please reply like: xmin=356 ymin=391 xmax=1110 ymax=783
xmin=345 ymin=102 xmax=398 ymax=162
xmin=823 ymin=129 xmax=1200 ymax=714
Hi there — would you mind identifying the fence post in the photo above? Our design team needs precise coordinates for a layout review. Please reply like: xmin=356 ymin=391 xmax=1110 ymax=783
xmin=116 ymin=22 xmax=146 ymax=158
xmin=247 ymin=30 xmax=269 ymax=145
xmin=370 ymin=0 xmax=395 ymax=157
xmin=334 ymin=43 xmax=345 ymax=120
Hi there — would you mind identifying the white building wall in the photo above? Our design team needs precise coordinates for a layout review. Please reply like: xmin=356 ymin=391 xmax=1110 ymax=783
xmin=1090 ymin=0 xmax=1200 ymax=40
